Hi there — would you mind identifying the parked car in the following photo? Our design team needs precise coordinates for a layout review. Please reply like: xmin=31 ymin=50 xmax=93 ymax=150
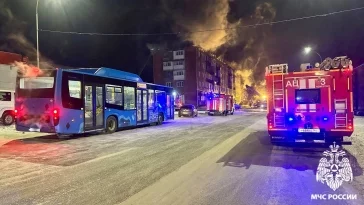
xmin=178 ymin=104 xmax=198 ymax=117
xmin=260 ymin=102 xmax=267 ymax=110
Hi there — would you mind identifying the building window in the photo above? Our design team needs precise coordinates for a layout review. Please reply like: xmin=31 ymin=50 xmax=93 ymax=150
xmin=166 ymin=82 xmax=172 ymax=87
xmin=177 ymin=81 xmax=184 ymax=87
xmin=176 ymin=50 xmax=184 ymax=55
xmin=174 ymin=61 xmax=184 ymax=65
xmin=163 ymin=62 xmax=172 ymax=66
xmin=174 ymin=71 xmax=184 ymax=76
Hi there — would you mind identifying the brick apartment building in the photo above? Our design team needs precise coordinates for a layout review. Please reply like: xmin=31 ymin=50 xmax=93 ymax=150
xmin=153 ymin=46 xmax=235 ymax=107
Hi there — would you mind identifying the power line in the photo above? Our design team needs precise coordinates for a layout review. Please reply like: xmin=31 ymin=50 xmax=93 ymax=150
xmin=39 ymin=6 xmax=364 ymax=36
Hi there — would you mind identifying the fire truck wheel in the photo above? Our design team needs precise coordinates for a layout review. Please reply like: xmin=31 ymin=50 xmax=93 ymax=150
xmin=224 ymin=111 xmax=228 ymax=116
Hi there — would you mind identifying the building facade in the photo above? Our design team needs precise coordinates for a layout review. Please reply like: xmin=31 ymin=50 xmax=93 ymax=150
xmin=153 ymin=46 xmax=235 ymax=107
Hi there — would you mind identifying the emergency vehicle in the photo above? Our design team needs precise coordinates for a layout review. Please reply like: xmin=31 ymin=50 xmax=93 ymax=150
xmin=206 ymin=93 xmax=234 ymax=116
xmin=265 ymin=56 xmax=354 ymax=144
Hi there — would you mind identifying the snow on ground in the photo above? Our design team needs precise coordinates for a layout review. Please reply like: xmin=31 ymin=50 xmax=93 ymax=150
xmin=1 ymin=111 xmax=363 ymax=205
xmin=343 ymin=116 xmax=364 ymax=197
xmin=121 ymin=116 xmax=364 ymax=205
xmin=0 ymin=111 xmax=264 ymax=205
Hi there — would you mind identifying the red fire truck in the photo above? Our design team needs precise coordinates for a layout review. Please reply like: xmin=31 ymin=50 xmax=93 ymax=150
xmin=265 ymin=57 xmax=354 ymax=144
xmin=206 ymin=93 xmax=234 ymax=116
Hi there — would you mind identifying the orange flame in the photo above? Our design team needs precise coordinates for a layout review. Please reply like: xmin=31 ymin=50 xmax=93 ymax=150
xmin=12 ymin=61 xmax=44 ymax=78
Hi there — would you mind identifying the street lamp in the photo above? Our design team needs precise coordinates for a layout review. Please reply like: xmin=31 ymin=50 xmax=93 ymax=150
xmin=36 ymin=0 xmax=40 ymax=68
xmin=304 ymin=46 xmax=322 ymax=63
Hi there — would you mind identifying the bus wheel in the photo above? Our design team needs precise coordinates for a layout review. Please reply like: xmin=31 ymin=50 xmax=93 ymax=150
xmin=157 ymin=113 xmax=164 ymax=125
xmin=2 ymin=111 xmax=14 ymax=126
xmin=106 ymin=116 xmax=117 ymax=133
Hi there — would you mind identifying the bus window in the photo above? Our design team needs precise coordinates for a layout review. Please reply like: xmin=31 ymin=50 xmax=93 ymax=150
xmin=148 ymin=89 xmax=155 ymax=109
xmin=124 ymin=86 xmax=135 ymax=109
xmin=61 ymin=73 xmax=83 ymax=109
xmin=106 ymin=87 xmax=114 ymax=104
xmin=115 ymin=87 xmax=123 ymax=106
xmin=106 ymin=85 xmax=123 ymax=106
xmin=156 ymin=90 xmax=166 ymax=109
xmin=69 ymin=80 xmax=81 ymax=99
xmin=17 ymin=74 xmax=56 ymax=98
xmin=166 ymin=94 xmax=171 ymax=118
xmin=20 ymin=77 xmax=54 ymax=89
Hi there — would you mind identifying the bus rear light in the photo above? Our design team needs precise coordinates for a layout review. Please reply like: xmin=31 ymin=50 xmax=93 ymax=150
xmin=53 ymin=108 xmax=60 ymax=126
xmin=14 ymin=109 xmax=18 ymax=119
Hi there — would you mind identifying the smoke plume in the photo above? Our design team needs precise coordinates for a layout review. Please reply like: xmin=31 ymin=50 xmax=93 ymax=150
xmin=162 ymin=0 xmax=276 ymax=103
xmin=0 ymin=0 xmax=55 ymax=71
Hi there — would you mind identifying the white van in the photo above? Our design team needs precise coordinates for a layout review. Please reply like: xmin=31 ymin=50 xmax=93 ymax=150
xmin=0 ymin=90 xmax=15 ymax=125
xmin=0 ymin=64 xmax=17 ymax=125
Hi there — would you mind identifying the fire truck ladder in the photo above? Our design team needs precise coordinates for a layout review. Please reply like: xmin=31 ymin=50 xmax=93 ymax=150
xmin=334 ymin=99 xmax=347 ymax=128
xmin=273 ymin=74 xmax=285 ymax=127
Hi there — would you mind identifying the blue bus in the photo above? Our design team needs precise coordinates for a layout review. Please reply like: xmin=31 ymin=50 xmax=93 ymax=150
xmin=14 ymin=67 xmax=174 ymax=137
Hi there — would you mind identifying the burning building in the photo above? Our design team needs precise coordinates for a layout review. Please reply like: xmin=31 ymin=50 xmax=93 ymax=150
xmin=153 ymin=45 xmax=236 ymax=107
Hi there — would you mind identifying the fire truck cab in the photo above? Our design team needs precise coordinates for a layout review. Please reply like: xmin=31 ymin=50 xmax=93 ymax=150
xmin=265 ymin=57 xmax=354 ymax=144
xmin=206 ymin=93 xmax=234 ymax=116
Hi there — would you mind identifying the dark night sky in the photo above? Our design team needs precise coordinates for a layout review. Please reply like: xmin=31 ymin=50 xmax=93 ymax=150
xmin=1 ymin=0 xmax=364 ymax=83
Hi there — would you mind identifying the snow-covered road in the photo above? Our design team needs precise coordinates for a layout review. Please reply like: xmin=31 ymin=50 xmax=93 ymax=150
xmin=0 ymin=111 xmax=364 ymax=205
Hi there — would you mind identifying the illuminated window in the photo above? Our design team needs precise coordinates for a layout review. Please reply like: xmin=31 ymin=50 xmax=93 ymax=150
xmin=68 ymin=80 xmax=81 ymax=99
xmin=124 ymin=86 xmax=135 ymax=109
xmin=148 ymin=89 xmax=155 ymax=109
xmin=106 ymin=86 xmax=123 ymax=106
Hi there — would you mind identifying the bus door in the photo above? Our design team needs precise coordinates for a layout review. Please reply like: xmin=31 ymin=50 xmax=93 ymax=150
xmin=137 ymin=89 xmax=148 ymax=123
xmin=84 ymin=83 xmax=105 ymax=131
